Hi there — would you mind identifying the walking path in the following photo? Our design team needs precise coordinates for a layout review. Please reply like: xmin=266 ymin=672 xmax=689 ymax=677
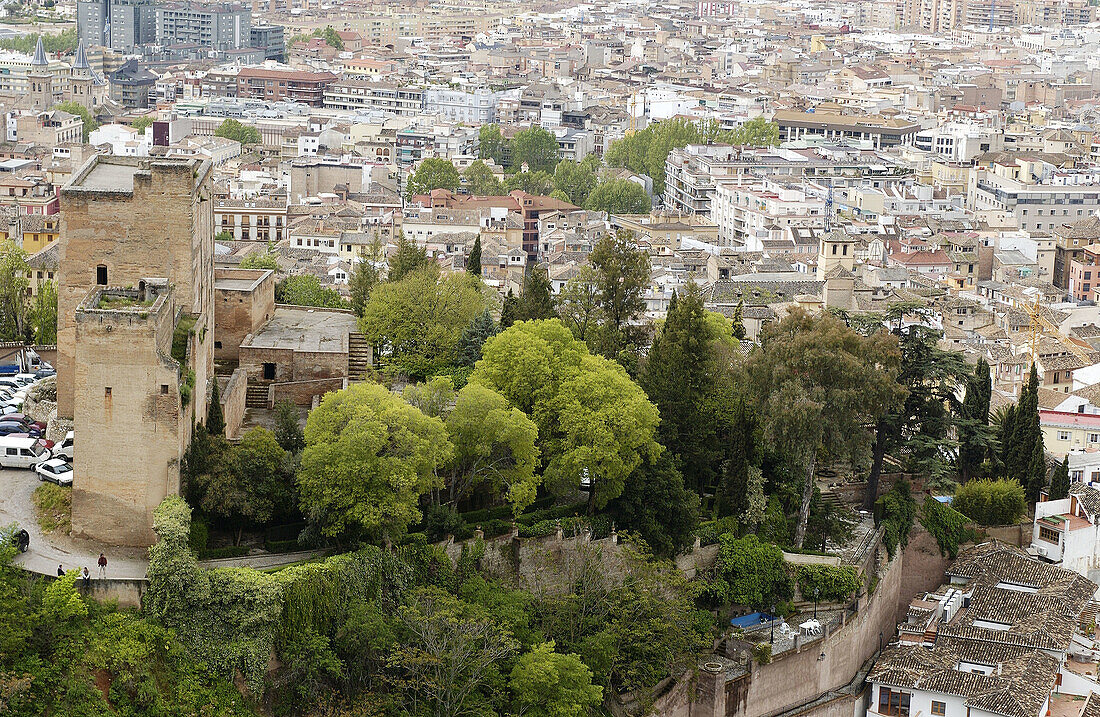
xmin=0 ymin=467 xmax=324 ymax=580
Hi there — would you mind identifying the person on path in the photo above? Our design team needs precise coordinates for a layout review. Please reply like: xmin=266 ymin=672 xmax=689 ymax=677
xmin=56 ymin=564 xmax=63 ymax=577
xmin=81 ymin=566 xmax=90 ymax=588
xmin=97 ymin=553 xmax=107 ymax=578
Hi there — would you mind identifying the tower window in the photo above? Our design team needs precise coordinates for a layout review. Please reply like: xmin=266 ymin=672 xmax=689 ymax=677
xmin=96 ymin=264 xmax=107 ymax=285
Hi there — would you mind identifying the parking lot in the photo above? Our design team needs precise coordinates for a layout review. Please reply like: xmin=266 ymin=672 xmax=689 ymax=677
xmin=0 ymin=466 xmax=149 ymax=579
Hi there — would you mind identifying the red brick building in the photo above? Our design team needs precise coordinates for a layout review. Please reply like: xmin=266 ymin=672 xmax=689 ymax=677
xmin=236 ymin=67 xmax=338 ymax=106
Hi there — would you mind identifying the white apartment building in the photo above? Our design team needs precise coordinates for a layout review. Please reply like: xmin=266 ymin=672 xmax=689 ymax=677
xmin=322 ymin=80 xmax=425 ymax=116
xmin=913 ymin=123 xmax=1003 ymax=163
xmin=1030 ymin=482 xmax=1100 ymax=575
xmin=969 ymin=161 xmax=1100 ymax=233
xmin=422 ymin=86 xmax=503 ymax=124
xmin=712 ymin=180 xmax=827 ymax=248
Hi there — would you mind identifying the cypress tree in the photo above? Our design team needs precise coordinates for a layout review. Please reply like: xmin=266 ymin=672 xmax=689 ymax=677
xmin=467 ymin=235 xmax=482 ymax=276
xmin=516 ymin=264 xmax=556 ymax=321
xmin=958 ymin=357 xmax=993 ymax=481
xmin=1025 ymin=438 xmax=1048 ymax=506
xmin=731 ymin=299 xmax=746 ymax=341
xmin=206 ymin=379 xmax=225 ymax=437
xmin=500 ymin=289 xmax=518 ymax=329
xmin=1050 ymin=456 xmax=1071 ymax=500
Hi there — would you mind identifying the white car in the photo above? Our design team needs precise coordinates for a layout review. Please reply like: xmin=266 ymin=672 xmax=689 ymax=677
xmin=52 ymin=431 xmax=74 ymax=461
xmin=11 ymin=374 xmax=36 ymax=388
xmin=34 ymin=458 xmax=73 ymax=486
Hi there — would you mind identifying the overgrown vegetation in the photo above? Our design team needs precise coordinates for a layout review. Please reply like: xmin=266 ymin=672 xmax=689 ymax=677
xmin=32 ymin=483 xmax=70 ymax=535
xmin=920 ymin=497 xmax=976 ymax=559
xmin=952 ymin=478 xmax=1027 ymax=526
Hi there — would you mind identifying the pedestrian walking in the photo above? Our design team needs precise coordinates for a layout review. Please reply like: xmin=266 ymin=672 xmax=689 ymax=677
xmin=56 ymin=564 xmax=64 ymax=577
xmin=97 ymin=552 xmax=107 ymax=578
xmin=81 ymin=566 xmax=90 ymax=589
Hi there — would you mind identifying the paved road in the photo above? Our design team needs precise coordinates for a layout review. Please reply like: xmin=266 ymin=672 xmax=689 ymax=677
xmin=0 ymin=466 xmax=149 ymax=579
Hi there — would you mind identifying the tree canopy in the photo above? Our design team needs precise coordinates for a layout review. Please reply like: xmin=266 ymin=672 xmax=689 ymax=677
xmin=214 ymin=118 xmax=261 ymax=145
xmin=407 ymin=158 xmax=461 ymax=199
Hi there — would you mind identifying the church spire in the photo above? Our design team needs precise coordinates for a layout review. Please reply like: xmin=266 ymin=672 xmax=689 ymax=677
xmin=31 ymin=36 xmax=47 ymax=67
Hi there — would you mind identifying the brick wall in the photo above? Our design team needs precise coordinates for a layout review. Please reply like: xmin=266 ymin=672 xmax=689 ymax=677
xmin=271 ymin=377 xmax=346 ymax=406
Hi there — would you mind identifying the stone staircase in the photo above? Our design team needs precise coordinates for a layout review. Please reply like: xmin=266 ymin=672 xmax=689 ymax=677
xmin=245 ymin=383 xmax=269 ymax=409
xmin=348 ymin=332 xmax=371 ymax=381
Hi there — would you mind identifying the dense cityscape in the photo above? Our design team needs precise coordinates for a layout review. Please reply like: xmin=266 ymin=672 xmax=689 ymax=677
xmin=0 ymin=0 xmax=1099 ymax=714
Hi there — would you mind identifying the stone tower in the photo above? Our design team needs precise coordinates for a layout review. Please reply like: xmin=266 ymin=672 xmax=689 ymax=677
xmin=816 ymin=228 xmax=855 ymax=280
xmin=69 ymin=39 xmax=94 ymax=110
xmin=27 ymin=36 xmax=53 ymax=110
xmin=58 ymin=156 xmax=216 ymax=546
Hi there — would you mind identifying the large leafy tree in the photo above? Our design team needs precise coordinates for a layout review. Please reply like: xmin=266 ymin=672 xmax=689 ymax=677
xmin=551 ymin=160 xmax=597 ymax=207
xmin=748 ymin=309 xmax=904 ymax=547
xmin=0 ymin=241 xmax=29 ymax=341
xmin=445 ymin=383 xmax=540 ymax=512
xmin=509 ymin=642 xmax=602 ymax=717
xmin=555 ymin=265 xmax=602 ymax=343
xmin=605 ymin=452 xmax=699 ymax=556
xmin=29 ymin=279 xmax=57 ymax=344
xmin=360 ymin=267 xmax=489 ymax=380
xmin=509 ymin=126 xmax=560 ymax=173
xmin=585 ymin=179 xmax=651 ymax=215
xmin=587 ymin=230 xmax=650 ymax=357
xmin=274 ymin=275 xmax=346 ymax=308
xmin=462 ymin=160 xmax=505 ymax=196
xmin=470 ymin=319 xmax=660 ymax=512
xmin=406 ymin=158 xmax=461 ymax=199
xmin=214 ymin=118 xmax=260 ymax=145
xmin=478 ymin=124 xmax=507 ymax=164
xmin=298 ymin=383 xmax=452 ymax=542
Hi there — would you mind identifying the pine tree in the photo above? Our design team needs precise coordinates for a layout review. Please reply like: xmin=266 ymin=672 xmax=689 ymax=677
xmin=388 ymin=231 xmax=430 ymax=281
xmin=516 ymin=264 xmax=556 ymax=321
xmin=349 ymin=255 xmax=379 ymax=317
xmin=500 ymin=289 xmax=518 ymax=329
xmin=206 ymin=379 xmax=225 ymax=436
xmin=467 ymin=235 xmax=482 ymax=276
xmin=958 ymin=357 xmax=993 ymax=481
xmin=1050 ymin=456 xmax=1070 ymax=500
xmin=455 ymin=310 xmax=498 ymax=368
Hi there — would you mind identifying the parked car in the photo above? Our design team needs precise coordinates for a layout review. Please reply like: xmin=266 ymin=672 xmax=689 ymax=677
xmin=34 ymin=458 xmax=73 ymax=486
xmin=0 ymin=423 xmax=42 ymax=438
xmin=52 ymin=431 xmax=73 ymax=461
xmin=33 ymin=367 xmax=55 ymax=380
xmin=0 ymin=378 xmax=22 ymax=392
xmin=11 ymin=374 xmax=36 ymax=388
xmin=0 ymin=436 xmax=49 ymax=468
xmin=2 ymin=414 xmax=47 ymax=431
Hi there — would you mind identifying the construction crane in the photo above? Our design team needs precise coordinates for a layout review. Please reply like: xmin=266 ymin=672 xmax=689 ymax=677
xmin=627 ymin=90 xmax=638 ymax=136
xmin=1026 ymin=294 xmax=1092 ymax=365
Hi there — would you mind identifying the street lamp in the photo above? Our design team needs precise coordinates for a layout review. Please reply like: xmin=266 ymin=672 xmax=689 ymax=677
xmin=814 ymin=587 xmax=820 ymax=620
xmin=770 ymin=604 xmax=776 ymax=644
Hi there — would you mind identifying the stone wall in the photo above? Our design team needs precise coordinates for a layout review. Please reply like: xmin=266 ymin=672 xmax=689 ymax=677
xmin=213 ymin=268 xmax=275 ymax=362
xmin=221 ymin=368 xmax=247 ymax=439
xmin=270 ymin=377 xmax=347 ymax=407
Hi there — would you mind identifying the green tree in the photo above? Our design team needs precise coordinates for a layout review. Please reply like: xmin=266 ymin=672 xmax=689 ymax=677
xmin=361 ymin=268 xmax=489 ymax=380
xmin=505 ymin=170 xmax=554 ymax=196
xmin=388 ymin=231 xmax=431 ymax=281
xmin=298 ymin=383 xmax=452 ymax=541
xmin=131 ymin=115 xmax=155 ymax=132
xmin=467 ymin=235 xmax=483 ymax=276
xmin=509 ymin=641 xmax=602 ymax=717
xmin=0 ymin=28 xmax=77 ymax=54
xmin=29 ymin=280 xmax=57 ymax=344
xmin=1003 ymin=365 xmax=1044 ymax=498
xmin=320 ymin=26 xmax=344 ymax=49
xmin=730 ymin=300 xmax=746 ymax=340
xmin=605 ymin=452 xmax=699 ymax=556
xmin=1050 ymin=456 xmax=1071 ymax=500
xmin=445 ymin=383 xmax=540 ymax=512
xmin=500 ymin=288 xmax=519 ymax=329
xmin=239 ymin=249 xmax=279 ymax=270
xmin=54 ymin=101 xmax=97 ymax=142
xmin=406 ymin=158 xmax=461 ymax=199
xmin=510 ymin=126 xmax=560 ymax=173
xmin=585 ymin=179 xmax=651 ymax=215
xmin=471 ymin=319 xmax=661 ymax=512
xmin=349 ymin=255 xmax=381 ymax=318
xmin=190 ymin=428 xmax=289 ymax=543
xmin=275 ymin=274 xmax=347 ymax=308
xmin=555 ymin=265 xmax=602 ymax=343
xmin=551 ymin=160 xmax=597 ymax=207
xmin=957 ymin=357 xmax=993 ymax=482
xmin=0 ymin=241 xmax=29 ymax=341
xmin=588 ymin=230 xmax=650 ymax=357
xmin=455 ymin=309 xmax=498 ymax=368
xmin=214 ymin=118 xmax=261 ymax=145
xmin=748 ymin=309 xmax=904 ymax=547
xmin=478 ymin=124 xmax=507 ymax=164
xmin=206 ymin=379 xmax=225 ymax=436
xmin=402 ymin=375 xmax=456 ymax=419
xmin=516 ymin=264 xmax=556 ymax=321
xmin=462 ymin=160 xmax=504 ymax=196
xmin=274 ymin=399 xmax=305 ymax=453
xmin=711 ymin=534 xmax=792 ymax=608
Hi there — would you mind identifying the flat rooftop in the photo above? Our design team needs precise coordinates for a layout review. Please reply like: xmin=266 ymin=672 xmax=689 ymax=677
xmin=215 ymin=278 xmax=262 ymax=291
xmin=244 ymin=307 xmax=357 ymax=354
xmin=76 ymin=161 xmax=141 ymax=192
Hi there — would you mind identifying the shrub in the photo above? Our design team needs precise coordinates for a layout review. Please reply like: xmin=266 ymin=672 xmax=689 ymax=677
xmin=696 ymin=516 xmax=740 ymax=547
xmin=265 ymin=539 xmax=303 ymax=553
xmin=876 ymin=479 xmax=917 ymax=558
xmin=712 ymin=534 xmax=792 ymax=608
xmin=198 ymin=546 xmax=250 ymax=560
xmin=795 ymin=565 xmax=861 ymax=603
xmin=517 ymin=520 xmax=558 ymax=538
xmin=920 ymin=498 xmax=977 ymax=559
xmin=952 ymin=479 xmax=1026 ymax=526
xmin=188 ymin=517 xmax=209 ymax=554
xmin=423 ymin=504 xmax=472 ymax=542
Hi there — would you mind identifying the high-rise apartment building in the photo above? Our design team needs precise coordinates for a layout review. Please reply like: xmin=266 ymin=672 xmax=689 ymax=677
xmin=156 ymin=2 xmax=252 ymax=51
xmin=77 ymin=0 xmax=155 ymax=51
